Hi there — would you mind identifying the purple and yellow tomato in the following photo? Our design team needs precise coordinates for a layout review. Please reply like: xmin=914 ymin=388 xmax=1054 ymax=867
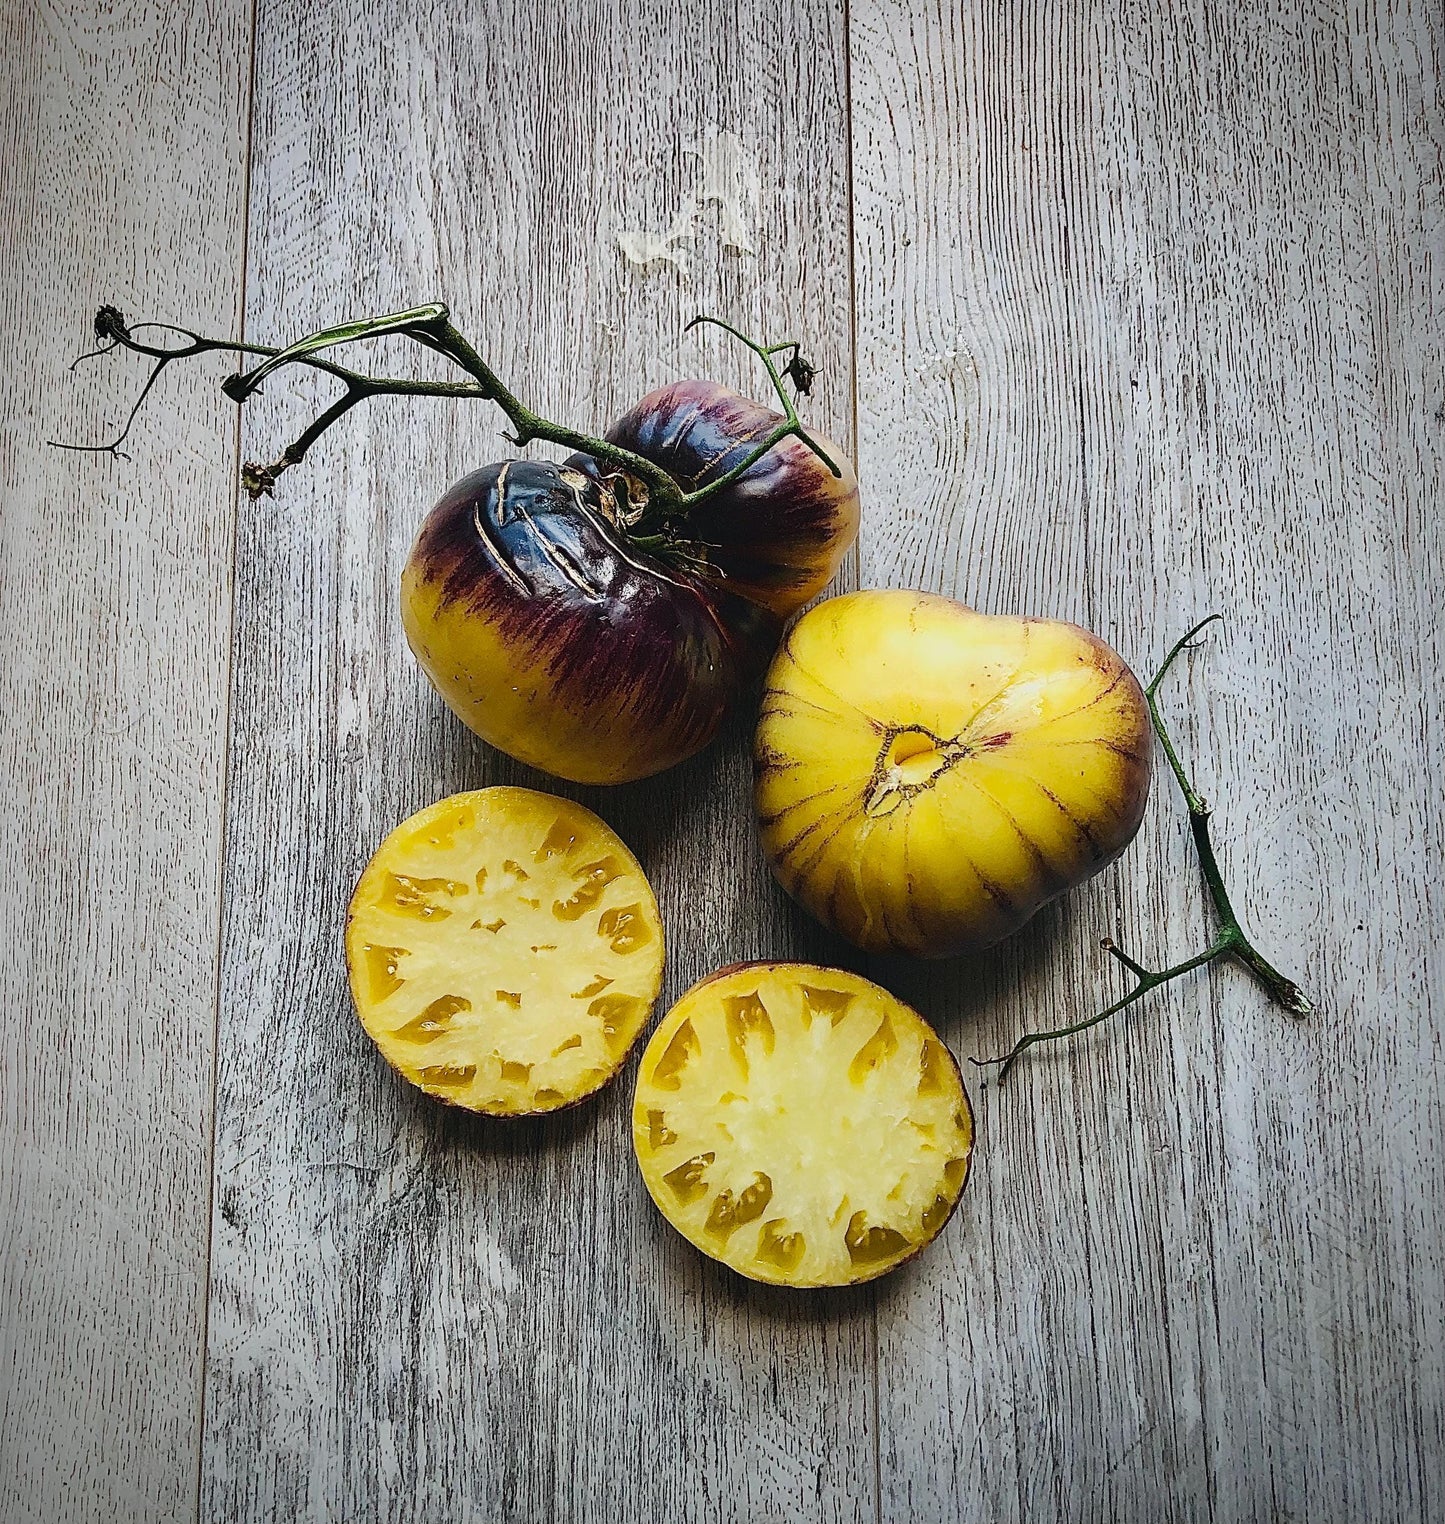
xmin=401 ymin=383 xmax=858 ymax=785
xmin=754 ymin=590 xmax=1153 ymax=957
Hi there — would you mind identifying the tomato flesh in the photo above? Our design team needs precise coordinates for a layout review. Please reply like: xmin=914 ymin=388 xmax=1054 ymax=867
xmin=633 ymin=963 xmax=974 ymax=1285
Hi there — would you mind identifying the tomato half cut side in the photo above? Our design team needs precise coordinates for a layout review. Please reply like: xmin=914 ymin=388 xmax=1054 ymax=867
xmin=633 ymin=963 xmax=974 ymax=1286
xmin=347 ymin=788 xmax=664 ymax=1115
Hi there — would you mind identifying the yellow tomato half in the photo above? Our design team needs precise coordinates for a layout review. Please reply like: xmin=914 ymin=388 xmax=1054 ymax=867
xmin=347 ymin=788 xmax=664 ymax=1114
xmin=633 ymin=962 xmax=974 ymax=1286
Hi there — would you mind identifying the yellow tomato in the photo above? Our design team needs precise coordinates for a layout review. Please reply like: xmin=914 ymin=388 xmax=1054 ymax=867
xmin=754 ymin=590 xmax=1153 ymax=957
xmin=633 ymin=962 xmax=973 ymax=1286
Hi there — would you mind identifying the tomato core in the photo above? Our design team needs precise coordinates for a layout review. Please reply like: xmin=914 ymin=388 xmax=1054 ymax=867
xmin=884 ymin=727 xmax=949 ymax=785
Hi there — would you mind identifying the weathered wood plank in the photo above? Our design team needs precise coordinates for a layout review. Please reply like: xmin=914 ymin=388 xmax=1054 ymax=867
xmin=0 ymin=3 xmax=252 ymax=1521
xmin=849 ymin=1 xmax=1444 ymax=1520
xmin=201 ymin=2 xmax=868 ymax=1519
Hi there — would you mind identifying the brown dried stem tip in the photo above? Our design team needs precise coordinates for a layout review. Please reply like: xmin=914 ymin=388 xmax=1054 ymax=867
xmin=975 ymin=615 xmax=1313 ymax=1085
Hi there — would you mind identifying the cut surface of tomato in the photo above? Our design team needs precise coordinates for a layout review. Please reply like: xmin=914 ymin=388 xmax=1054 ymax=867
xmin=633 ymin=963 xmax=973 ymax=1286
xmin=347 ymin=788 xmax=664 ymax=1115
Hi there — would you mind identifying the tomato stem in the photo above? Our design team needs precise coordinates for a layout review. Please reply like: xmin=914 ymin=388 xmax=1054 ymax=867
xmin=675 ymin=315 xmax=842 ymax=514
xmin=974 ymin=616 xmax=1312 ymax=1086
xmin=52 ymin=304 xmax=836 ymax=528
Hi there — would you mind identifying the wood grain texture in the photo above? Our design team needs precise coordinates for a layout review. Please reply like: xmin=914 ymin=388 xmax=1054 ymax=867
xmin=200 ymin=2 xmax=866 ymax=1519
xmin=848 ymin=2 xmax=1444 ymax=1521
xmin=0 ymin=2 xmax=251 ymax=1521
xmin=6 ymin=2 xmax=1437 ymax=1517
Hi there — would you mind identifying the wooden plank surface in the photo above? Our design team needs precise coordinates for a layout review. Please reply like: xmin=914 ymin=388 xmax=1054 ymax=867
xmin=4 ymin=2 xmax=1440 ymax=1519
xmin=849 ymin=2 xmax=1444 ymax=1521
xmin=0 ymin=2 xmax=252 ymax=1521
xmin=200 ymin=2 xmax=868 ymax=1519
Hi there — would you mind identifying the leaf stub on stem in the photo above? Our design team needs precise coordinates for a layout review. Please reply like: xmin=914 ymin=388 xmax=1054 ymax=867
xmin=975 ymin=616 xmax=1313 ymax=1085
xmin=53 ymin=303 xmax=842 ymax=518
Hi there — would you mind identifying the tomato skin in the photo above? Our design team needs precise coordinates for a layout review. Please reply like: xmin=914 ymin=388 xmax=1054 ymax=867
xmin=402 ymin=459 xmax=779 ymax=784
xmin=597 ymin=380 xmax=860 ymax=618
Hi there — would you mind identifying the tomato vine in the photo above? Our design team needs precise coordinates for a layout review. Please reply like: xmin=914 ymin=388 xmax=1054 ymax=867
xmin=52 ymin=303 xmax=840 ymax=531
xmin=976 ymin=616 xmax=1313 ymax=1084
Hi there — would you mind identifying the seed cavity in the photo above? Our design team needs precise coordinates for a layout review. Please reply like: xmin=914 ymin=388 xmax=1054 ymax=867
xmin=845 ymin=1211 xmax=911 ymax=1266
xmin=848 ymin=1015 xmax=899 ymax=1085
xmin=589 ymin=992 xmax=646 ymax=1051
xmin=495 ymin=990 xmax=523 ymax=1008
xmin=553 ymin=857 xmax=622 ymax=920
xmin=473 ymin=917 xmax=507 ymax=933
xmin=553 ymin=1034 xmax=583 ymax=1055
xmin=918 ymin=1038 xmax=949 ymax=1096
xmin=418 ymin=1063 xmax=475 ymax=1089
xmin=534 ymin=819 xmax=578 ymax=863
xmin=395 ymin=993 xmax=470 ymax=1043
xmin=573 ymin=974 xmax=612 ymax=998
xmin=663 ymin=1152 xmax=714 ymax=1205
xmin=651 ymin=1019 xmax=699 ymax=1090
xmin=757 ymin=1219 xmax=805 ymax=1272
xmin=423 ymin=808 xmax=474 ymax=851
xmin=921 ymin=1194 xmax=952 ymax=1236
xmin=501 ymin=1060 xmax=532 ymax=1084
xmin=644 ymin=1109 xmax=677 ymax=1149
xmin=502 ymin=859 xmax=529 ymax=881
xmin=723 ymin=992 xmax=774 ymax=1079
xmin=535 ymin=1088 xmax=565 ymax=1106
xmin=703 ymin=1173 xmax=773 ymax=1242
xmin=383 ymin=872 xmax=465 ymax=921
xmin=799 ymin=984 xmax=855 ymax=1027
xmin=363 ymin=944 xmax=408 ymax=1001
xmin=599 ymin=903 xmax=651 ymax=954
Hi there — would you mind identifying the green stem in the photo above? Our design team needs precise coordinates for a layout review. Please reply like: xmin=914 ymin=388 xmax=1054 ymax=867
xmin=990 ymin=939 xmax=1229 ymax=1087
xmin=55 ymin=304 xmax=841 ymax=524
xmin=51 ymin=307 xmax=491 ymax=495
xmin=218 ymin=305 xmax=687 ymax=514
xmin=684 ymin=420 xmax=794 ymax=499
xmin=974 ymin=615 xmax=1313 ymax=1084
xmin=240 ymin=387 xmax=368 ymax=497
xmin=675 ymin=315 xmax=842 ymax=516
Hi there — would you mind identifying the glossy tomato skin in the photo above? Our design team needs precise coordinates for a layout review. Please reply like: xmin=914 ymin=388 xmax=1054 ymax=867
xmin=401 ymin=459 xmax=779 ymax=785
xmin=595 ymin=380 xmax=860 ymax=618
